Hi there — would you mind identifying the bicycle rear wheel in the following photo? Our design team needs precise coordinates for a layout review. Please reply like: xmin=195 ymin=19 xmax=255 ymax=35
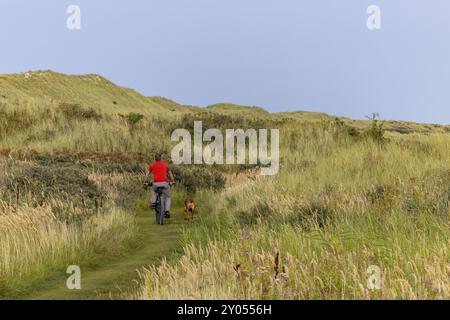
xmin=155 ymin=194 xmax=164 ymax=225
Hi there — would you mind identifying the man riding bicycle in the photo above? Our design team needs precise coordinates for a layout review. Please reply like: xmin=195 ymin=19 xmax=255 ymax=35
xmin=146 ymin=153 xmax=175 ymax=219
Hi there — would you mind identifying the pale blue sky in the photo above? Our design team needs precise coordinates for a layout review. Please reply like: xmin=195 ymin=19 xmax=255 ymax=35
xmin=1 ymin=0 xmax=449 ymax=124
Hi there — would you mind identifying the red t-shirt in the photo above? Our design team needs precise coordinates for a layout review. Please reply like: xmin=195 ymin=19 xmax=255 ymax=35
xmin=148 ymin=161 xmax=170 ymax=183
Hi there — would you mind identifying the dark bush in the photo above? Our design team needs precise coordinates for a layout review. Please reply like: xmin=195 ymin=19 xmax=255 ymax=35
xmin=2 ymin=153 xmax=151 ymax=215
xmin=59 ymin=102 xmax=101 ymax=121
xmin=366 ymin=184 xmax=397 ymax=205
xmin=171 ymin=165 xmax=226 ymax=193
xmin=388 ymin=126 xmax=415 ymax=135
xmin=32 ymin=153 xmax=144 ymax=173
xmin=168 ymin=112 xmax=284 ymax=134
xmin=333 ymin=117 xmax=361 ymax=139
xmin=8 ymin=164 xmax=101 ymax=207
xmin=363 ymin=113 xmax=385 ymax=143
xmin=119 ymin=112 xmax=144 ymax=126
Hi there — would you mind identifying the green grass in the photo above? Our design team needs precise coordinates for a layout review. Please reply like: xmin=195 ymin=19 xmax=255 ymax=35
xmin=139 ymin=123 xmax=450 ymax=300
xmin=205 ymin=103 xmax=269 ymax=116
xmin=0 ymin=71 xmax=187 ymax=116
xmin=0 ymin=70 xmax=448 ymax=300
xmin=18 ymin=195 xmax=185 ymax=300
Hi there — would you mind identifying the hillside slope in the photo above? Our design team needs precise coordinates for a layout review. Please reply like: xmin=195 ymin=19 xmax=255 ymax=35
xmin=0 ymin=71 xmax=188 ymax=115
xmin=0 ymin=71 xmax=448 ymax=134
xmin=0 ymin=71 xmax=448 ymax=300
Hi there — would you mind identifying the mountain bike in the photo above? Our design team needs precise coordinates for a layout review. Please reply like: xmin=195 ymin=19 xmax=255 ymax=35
xmin=144 ymin=182 xmax=170 ymax=225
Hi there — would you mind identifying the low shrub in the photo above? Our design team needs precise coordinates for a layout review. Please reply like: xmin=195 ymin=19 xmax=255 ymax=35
xmin=59 ymin=102 xmax=101 ymax=121
xmin=119 ymin=112 xmax=144 ymax=126
xmin=363 ymin=113 xmax=385 ymax=143
xmin=171 ymin=165 xmax=226 ymax=193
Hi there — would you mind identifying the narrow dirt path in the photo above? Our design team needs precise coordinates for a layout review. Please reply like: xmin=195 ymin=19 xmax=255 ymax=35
xmin=25 ymin=199 xmax=184 ymax=300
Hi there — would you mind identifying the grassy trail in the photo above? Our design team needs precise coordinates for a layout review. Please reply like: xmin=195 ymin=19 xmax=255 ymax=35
xmin=24 ymin=199 xmax=184 ymax=300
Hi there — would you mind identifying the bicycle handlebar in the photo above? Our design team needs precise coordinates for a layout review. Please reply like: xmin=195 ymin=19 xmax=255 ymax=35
xmin=143 ymin=181 xmax=175 ymax=189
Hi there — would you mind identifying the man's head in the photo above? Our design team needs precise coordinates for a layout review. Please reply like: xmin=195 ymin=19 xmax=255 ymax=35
xmin=155 ymin=153 xmax=162 ymax=161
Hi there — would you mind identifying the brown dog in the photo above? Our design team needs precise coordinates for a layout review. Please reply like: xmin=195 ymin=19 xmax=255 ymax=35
xmin=184 ymin=199 xmax=196 ymax=222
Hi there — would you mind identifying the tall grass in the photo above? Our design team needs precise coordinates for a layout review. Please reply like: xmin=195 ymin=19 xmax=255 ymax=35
xmin=0 ymin=162 xmax=140 ymax=297
xmin=138 ymin=121 xmax=449 ymax=300
xmin=0 ymin=200 xmax=135 ymax=297
xmin=1 ymin=77 xmax=449 ymax=299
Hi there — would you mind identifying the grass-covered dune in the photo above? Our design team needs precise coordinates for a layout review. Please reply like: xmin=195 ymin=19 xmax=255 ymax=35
xmin=0 ymin=71 xmax=182 ymax=115
xmin=0 ymin=71 xmax=448 ymax=299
